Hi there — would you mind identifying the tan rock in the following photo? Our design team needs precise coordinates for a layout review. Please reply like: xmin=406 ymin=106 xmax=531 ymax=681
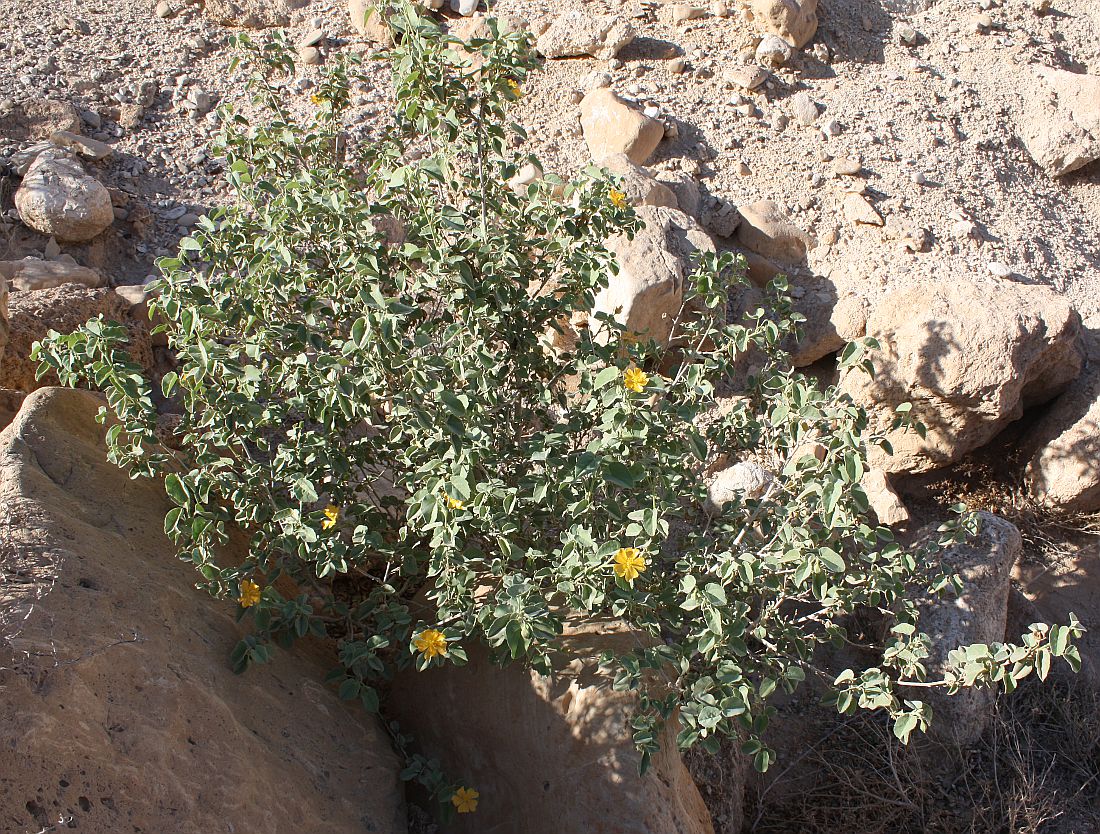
xmin=706 ymin=460 xmax=772 ymax=514
xmin=0 ymin=259 xmax=104 ymax=292
xmin=14 ymin=150 xmax=114 ymax=243
xmin=788 ymin=286 xmax=869 ymax=367
xmin=0 ymin=284 xmax=153 ymax=393
xmin=860 ymin=469 xmax=909 ymax=526
xmin=1017 ymin=66 xmax=1100 ymax=177
xmin=841 ymin=279 xmax=1083 ymax=473
xmin=389 ymin=619 xmax=715 ymax=834
xmin=735 ymin=199 xmax=814 ymax=264
xmin=580 ymin=88 xmax=664 ymax=165
xmin=49 ymin=129 xmax=114 ymax=161
xmin=349 ymin=0 xmax=392 ymax=42
xmin=597 ymin=205 xmax=714 ymax=347
xmin=1025 ymin=367 xmax=1100 ymax=512
xmin=0 ymin=387 xmax=406 ymax=834
xmin=600 ymin=152 xmax=679 ymax=208
xmin=536 ymin=11 xmax=636 ymax=60
xmin=741 ymin=0 xmax=818 ymax=47
xmin=843 ymin=192 xmax=885 ymax=226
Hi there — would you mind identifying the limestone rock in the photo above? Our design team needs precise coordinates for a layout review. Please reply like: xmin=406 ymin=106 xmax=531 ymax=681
xmin=537 ymin=11 xmax=636 ymax=60
xmin=788 ymin=285 xmax=869 ymax=367
xmin=0 ymin=274 xmax=7 ymax=373
xmin=0 ymin=98 xmax=81 ymax=142
xmin=580 ymin=88 xmax=664 ymax=165
xmin=601 ymin=152 xmax=679 ymax=208
xmin=201 ymin=0 xmax=308 ymax=27
xmin=843 ymin=192 xmax=885 ymax=226
xmin=349 ymin=0 xmax=392 ymax=41
xmin=14 ymin=150 xmax=114 ymax=243
xmin=656 ymin=171 xmax=702 ymax=218
xmin=49 ymin=130 xmax=114 ymax=161
xmin=597 ymin=205 xmax=714 ymax=346
xmin=0 ymin=285 xmax=153 ymax=393
xmin=917 ymin=512 xmax=1019 ymax=744
xmin=1026 ymin=368 xmax=1100 ymax=512
xmin=741 ymin=0 xmax=818 ymax=47
xmin=389 ymin=619 xmax=714 ymax=834
xmin=0 ymin=259 xmax=104 ymax=292
xmin=1017 ymin=66 xmax=1100 ymax=177
xmin=735 ymin=199 xmax=814 ymax=264
xmin=841 ymin=280 xmax=1083 ymax=473
xmin=860 ymin=469 xmax=909 ymax=526
xmin=0 ymin=387 xmax=406 ymax=834
xmin=706 ymin=460 xmax=772 ymax=514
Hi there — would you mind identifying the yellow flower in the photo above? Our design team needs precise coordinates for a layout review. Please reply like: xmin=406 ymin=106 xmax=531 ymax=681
xmin=322 ymin=505 xmax=339 ymax=530
xmin=445 ymin=494 xmax=465 ymax=510
xmin=452 ymin=787 xmax=479 ymax=814
xmin=613 ymin=547 xmax=647 ymax=583
xmin=506 ymin=78 xmax=523 ymax=97
xmin=623 ymin=367 xmax=649 ymax=393
xmin=609 ymin=188 xmax=628 ymax=209
xmin=310 ymin=93 xmax=324 ymax=104
xmin=414 ymin=628 xmax=449 ymax=659
xmin=238 ymin=579 xmax=261 ymax=608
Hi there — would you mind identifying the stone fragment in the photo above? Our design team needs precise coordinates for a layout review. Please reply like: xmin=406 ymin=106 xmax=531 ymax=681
xmin=596 ymin=206 xmax=714 ymax=347
xmin=201 ymin=0 xmax=308 ymax=27
xmin=601 ymin=153 xmax=679 ymax=208
xmin=1017 ymin=66 xmax=1100 ymax=177
xmin=791 ymin=91 xmax=819 ymax=125
xmin=0 ymin=98 xmax=81 ymax=142
xmin=49 ymin=129 xmax=113 ymax=161
xmin=1026 ymin=368 xmax=1100 ymax=513
xmin=755 ymin=34 xmax=793 ymax=67
xmin=740 ymin=0 xmax=818 ymax=47
xmin=14 ymin=150 xmax=114 ymax=243
xmin=861 ymin=469 xmax=909 ymax=526
xmin=725 ymin=65 xmax=770 ymax=91
xmin=580 ymin=89 xmax=664 ymax=165
xmin=537 ymin=12 xmax=636 ymax=60
xmin=735 ymin=199 xmax=814 ymax=264
xmin=843 ymin=192 xmax=884 ymax=226
xmin=706 ymin=460 xmax=772 ymax=513
xmin=0 ymin=259 xmax=104 ymax=292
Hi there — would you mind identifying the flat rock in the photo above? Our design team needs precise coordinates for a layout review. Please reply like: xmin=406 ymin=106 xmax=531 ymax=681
xmin=0 ymin=388 xmax=407 ymax=834
xmin=0 ymin=259 xmax=104 ymax=292
xmin=0 ymin=98 xmax=81 ymax=142
xmin=537 ymin=11 xmax=636 ymax=60
xmin=600 ymin=152 xmax=679 ymax=208
xmin=735 ymin=199 xmax=814 ymax=264
xmin=1025 ymin=367 xmax=1100 ymax=512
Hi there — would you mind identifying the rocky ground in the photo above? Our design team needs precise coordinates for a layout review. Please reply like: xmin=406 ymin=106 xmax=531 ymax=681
xmin=1 ymin=0 xmax=1100 ymax=831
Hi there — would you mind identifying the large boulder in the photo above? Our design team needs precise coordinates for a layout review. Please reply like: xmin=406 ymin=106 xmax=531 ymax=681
xmin=841 ymin=279 xmax=1083 ymax=473
xmin=580 ymin=89 xmax=664 ymax=166
xmin=14 ymin=150 xmax=114 ymax=243
xmin=596 ymin=205 xmax=715 ymax=347
xmin=0 ymin=284 xmax=154 ymax=393
xmin=739 ymin=0 xmax=818 ymax=48
xmin=389 ymin=618 xmax=715 ymax=834
xmin=1017 ymin=67 xmax=1100 ymax=178
xmin=0 ymin=387 xmax=406 ymax=833
xmin=536 ymin=11 xmax=636 ymax=60
xmin=917 ymin=513 xmax=1020 ymax=744
xmin=1026 ymin=367 xmax=1100 ymax=512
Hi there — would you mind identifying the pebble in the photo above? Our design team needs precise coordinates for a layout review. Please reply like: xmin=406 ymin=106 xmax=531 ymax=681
xmin=155 ymin=1 xmax=173 ymax=19
xmin=821 ymin=118 xmax=842 ymax=137
xmin=299 ymin=28 xmax=325 ymax=47
xmin=711 ymin=1 xmax=729 ymax=16
xmin=726 ymin=65 xmax=769 ymax=91
xmin=831 ymin=156 xmax=862 ymax=176
xmin=669 ymin=58 xmax=688 ymax=74
xmin=299 ymin=46 xmax=322 ymax=65
xmin=987 ymin=261 xmax=1011 ymax=277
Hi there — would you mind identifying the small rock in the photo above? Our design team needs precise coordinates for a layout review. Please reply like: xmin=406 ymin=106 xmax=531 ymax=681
xmin=861 ymin=470 xmax=909 ymax=525
xmin=579 ymin=88 xmax=664 ymax=165
xmin=755 ymin=34 xmax=793 ymax=67
xmin=49 ymin=130 xmax=113 ymax=161
xmin=299 ymin=27 xmax=325 ymax=47
xmin=0 ymin=258 xmax=104 ymax=292
xmin=14 ymin=150 xmax=114 ymax=243
xmin=896 ymin=22 xmax=919 ymax=45
xmin=830 ymin=156 xmax=862 ymax=176
xmin=536 ymin=12 xmax=636 ymax=61
xmin=742 ymin=0 xmax=818 ymax=48
xmin=843 ymin=192 xmax=884 ymax=226
xmin=155 ymin=1 xmax=174 ymax=18
xmin=987 ymin=261 xmax=1012 ymax=277
xmin=669 ymin=58 xmax=688 ymax=74
xmin=791 ymin=93 xmax=819 ymax=126
xmin=726 ymin=65 xmax=770 ymax=91
xmin=299 ymin=46 xmax=322 ymax=65
xmin=450 ymin=0 xmax=478 ymax=15
xmin=706 ymin=461 xmax=772 ymax=514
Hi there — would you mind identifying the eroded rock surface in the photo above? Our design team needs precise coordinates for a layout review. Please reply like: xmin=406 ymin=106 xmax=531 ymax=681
xmin=0 ymin=387 xmax=406 ymax=834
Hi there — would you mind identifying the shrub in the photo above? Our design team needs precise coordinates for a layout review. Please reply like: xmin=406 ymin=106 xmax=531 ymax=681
xmin=34 ymin=0 xmax=1081 ymax=808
